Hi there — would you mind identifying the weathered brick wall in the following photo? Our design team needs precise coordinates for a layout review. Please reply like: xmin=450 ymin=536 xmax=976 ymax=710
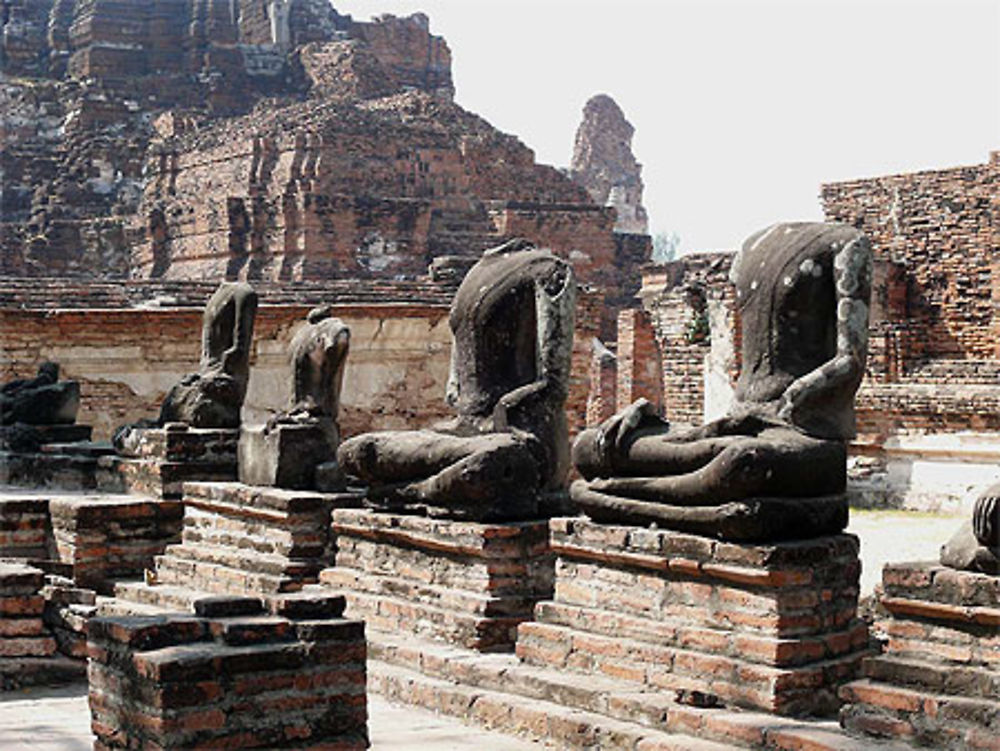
xmin=822 ymin=152 xmax=1000 ymax=366
xmin=1 ymin=280 xmax=602 ymax=445
xmin=0 ymin=303 xmax=452 ymax=442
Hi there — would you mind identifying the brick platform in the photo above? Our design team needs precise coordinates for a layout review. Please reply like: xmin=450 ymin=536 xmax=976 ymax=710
xmin=48 ymin=494 xmax=184 ymax=592
xmin=116 ymin=482 xmax=361 ymax=608
xmin=516 ymin=518 xmax=869 ymax=716
xmin=88 ymin=595 xmax=368 ymax=750
xmin=367 ymin=630 xmax=911 ymax=751
xmin=98 ymin=426 xmax=239 ymax=499
xmin=321 ymin=509 xmax=553 ymax=652
xmin=0 ymin=562 xmax=86 ymax=689
xmin=840 ymin=562 xmax=1000 ymax=749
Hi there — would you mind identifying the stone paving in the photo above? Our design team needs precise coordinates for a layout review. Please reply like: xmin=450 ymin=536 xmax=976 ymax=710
xmin=848 ymin=508 xmax=962 ymax=595
xmin=0 ymin=684 xmax=548 ymax=751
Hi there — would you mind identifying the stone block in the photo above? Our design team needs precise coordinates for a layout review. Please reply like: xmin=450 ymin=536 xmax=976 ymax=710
xmin=238 ymin=422 xmax=335 ymax=490
xmin=516 ymin=519 xmax=868 ymax=716
xmin=322 ymin=508 xmax=554 ymax=652
xmin=88 ymin=608 xmax=367 ymax=749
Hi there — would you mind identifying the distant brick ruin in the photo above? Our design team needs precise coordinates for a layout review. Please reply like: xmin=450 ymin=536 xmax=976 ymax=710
xmin=0 ymin=0 xmax=643 ymax=324
xmin=569 ymin=93 xmax=649 ymax=235
xmin=1 ymin=0 xmax=643 ymax=438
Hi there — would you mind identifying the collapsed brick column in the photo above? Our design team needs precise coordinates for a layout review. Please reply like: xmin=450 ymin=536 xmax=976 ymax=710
xmin=517 ymin=519 xmax=869 ymax=716
xmin=615 ymin=308 xmax=662 ymax=414
xmin=48 ymin=494 xmax=184 ymax=592
xmin=840 ymin=562 xmax=999 ymax=749
xmin=322 ymin=509 xmax=553 ymax=652
xmin=585 ymin=339 xmax=617 ymax=427
xmin=88 ymin=595 xmax=368 ymax=750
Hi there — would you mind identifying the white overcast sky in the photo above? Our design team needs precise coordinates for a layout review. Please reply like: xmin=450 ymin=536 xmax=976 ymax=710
xmin=333 ymin=0 xmax=999 ymax=253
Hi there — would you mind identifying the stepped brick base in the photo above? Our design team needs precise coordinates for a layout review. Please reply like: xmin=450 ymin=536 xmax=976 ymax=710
xmin=0 ymin=562 xmax=86 ymax=689
xmin=517 ymin=518 xmax=869 ymax=717
xmin=97 ymin=426 xmax=238 ymax=498
xmin=118 ymin=482 xmax=359 ymax=607
xmin=322 ymin=508 xmax=553 ymax=652
xmin=88 ymin=595 xmax=368 ymax=750
xmin=840 ymin=562 xmax=1000 ymax=750
xmin=0 ymin=495 xmax=50 ymax=559
xmin=48 ymin=493 xmax=183 ymax=591
xmin=367 ymin=630 xmax=911 ymax=751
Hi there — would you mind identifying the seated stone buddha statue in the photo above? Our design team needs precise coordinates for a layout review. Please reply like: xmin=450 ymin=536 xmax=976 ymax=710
xmin=941 ymin=489 xmax=999 ymax=575
xmin=337 ymin=238 xmax=575 ymax=522
xmin=572 ymin=222 xmax=872 ymax=540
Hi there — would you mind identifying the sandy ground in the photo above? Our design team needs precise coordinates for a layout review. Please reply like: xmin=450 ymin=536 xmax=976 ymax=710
xmin=848 ymin=508 xmax=962 ymax=595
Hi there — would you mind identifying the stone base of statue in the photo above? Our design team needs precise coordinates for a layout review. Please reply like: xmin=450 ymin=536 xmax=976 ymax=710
xmin=840 ymin=562 xmax=999 ymax=747
xmin=114 ymin=481 xmax=362 ymax=609
xmin=321 ymin=507 xmax=554 ymax=652
xmin=573 ymin=487 xmax=849 ymax=542
xmin=99 ymin=424 xmax=238 ymax=498
xmin=516 ymin=517 xmax=869 ymax=717
xmin=0 ymin=423 xmax=104 ymax=490
xmin=238 ymin=420 xmax=341 ymax=491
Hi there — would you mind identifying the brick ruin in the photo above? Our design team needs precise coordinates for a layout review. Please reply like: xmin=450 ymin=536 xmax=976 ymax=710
xmin=1 ymin=0 xmax=646 ymax=339
xmin=1 ymin=4 xmax=998 ymax=751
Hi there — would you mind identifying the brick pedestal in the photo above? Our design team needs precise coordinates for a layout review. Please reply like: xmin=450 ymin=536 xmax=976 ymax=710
xmin=88 ymin=595 xmax=368 ymax=750
xmin=0 ymin=562 xmax=86 ymax=688
xmin=48 ymin=494 xmax=184 ymax=591
xmin=98 ymin=426 xmax=239 ymax=498
xmin=321 ymin=508 xmax=553 ymax=652
xmin=517 ymin=518 xmax=869 ymax=716
xmin=840 ymin=562 xmax=1000 ymax=750
xmin=117 ymin=482 xmax=360 ymax=608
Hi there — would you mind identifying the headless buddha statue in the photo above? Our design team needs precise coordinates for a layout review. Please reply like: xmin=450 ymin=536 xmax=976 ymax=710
xmin=572 ymin=222 xmax=872 ymax=540
xmin=337 ymin=238 xmax=575 ymax=521
xmin=941 ymin=489 xmax=1000 ymax=575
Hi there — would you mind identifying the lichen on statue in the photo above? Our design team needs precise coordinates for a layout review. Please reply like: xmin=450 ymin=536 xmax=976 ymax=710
xmin=571 ymin=222 xmax=872 ymax=541
xmin=337 ymin=238 xmax=575 ymax=522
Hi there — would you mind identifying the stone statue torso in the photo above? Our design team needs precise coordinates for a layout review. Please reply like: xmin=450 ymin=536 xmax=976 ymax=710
xmin=448 ymin=248 xmax=563 ymax=418
xmin=732 ymin=223 xmax=863 ymax=438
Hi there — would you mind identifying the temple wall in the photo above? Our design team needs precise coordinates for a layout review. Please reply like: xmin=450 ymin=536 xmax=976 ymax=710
xmin=0 ymin=287 xmax=602 ymax=444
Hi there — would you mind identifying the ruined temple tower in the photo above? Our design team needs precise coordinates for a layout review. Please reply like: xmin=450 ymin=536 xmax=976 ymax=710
xmin=570 ymin=93 xmax=649 ymax=235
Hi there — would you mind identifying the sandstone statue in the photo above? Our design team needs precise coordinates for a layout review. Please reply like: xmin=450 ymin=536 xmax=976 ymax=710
xmin=239 ymin=305 xmax=351 ymax=490
xmin=337 ymin=238 xmax=575 ymax=521
xmin=0 ymin=361 xmax=80 ymax=426
xmin=572 ymin=222 xmax=872 ymax=540
xmin=114 ymin=283 xmax=258 ymax=453
xmin=941 ymin=489 xmax=1000 ymax=574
